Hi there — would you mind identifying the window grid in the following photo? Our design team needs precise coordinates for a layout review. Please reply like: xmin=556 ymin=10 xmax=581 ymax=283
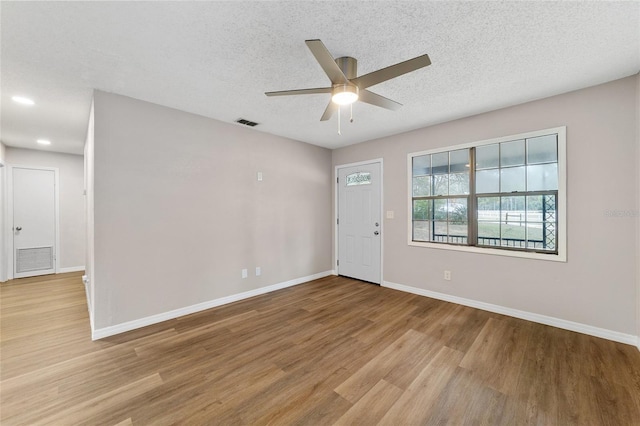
xmin=411 ymin=132 xmax=560 ymax=255
xmin=412 ymin=148 xmax=471 ymax=246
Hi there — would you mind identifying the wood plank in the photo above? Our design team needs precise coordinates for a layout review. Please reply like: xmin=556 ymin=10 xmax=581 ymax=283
xmin=333 ymin=379 xmax=403 ymax=425
xmin=8 ymin=373 xmax=163 ymax=425
xmin=334 ymin=329 xmax=436 ymax=403
xmin=423 ymin=366 xmax=510 ymax=425
xmin=378 ymin=346 xmax=465 ymax=425
xmin=2 ymin=272 xmax=640 ymax=425
xmin=459 ymin=316 xmax=531 ymax=394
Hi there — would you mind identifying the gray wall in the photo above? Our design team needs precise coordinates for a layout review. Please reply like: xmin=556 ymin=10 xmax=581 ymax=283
xmin=85 ymin=101 xmax=95 ymax=321
xmin=333 ymin=75 xmax=639 ymax=336
xmin=0 ymin=142 xmax=6 ymax=281
xmin=636 ymin=73 xmax=640 ymax=348
xmin=5 ymin=147 xmax=85 ymax=270
xmin=92 ymin=91 xmax=332 ymax=329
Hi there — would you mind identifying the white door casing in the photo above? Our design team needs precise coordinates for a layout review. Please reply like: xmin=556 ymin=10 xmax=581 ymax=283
xmin=337 ymin=161 xmax=382 ymax=284
xmin=11 ymin=166 xmax=58 ymax=278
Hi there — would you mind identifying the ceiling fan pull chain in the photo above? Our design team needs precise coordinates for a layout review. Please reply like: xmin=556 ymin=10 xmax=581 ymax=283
xmin=338 ymin=105 xmax=341 ymax=135
xmin=350 ymin=104 xmax=354 ymax=123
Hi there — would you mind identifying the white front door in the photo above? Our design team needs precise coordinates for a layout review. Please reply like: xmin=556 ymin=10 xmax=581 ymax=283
xmin=338 ymin=162 xmax=382 ymax=284
xmin=12 ymin=167 xmax=57 ymax=278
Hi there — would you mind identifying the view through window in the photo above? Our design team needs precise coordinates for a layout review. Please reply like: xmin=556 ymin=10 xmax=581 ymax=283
xmin=409 ymin=127 xmax=565 ymax=259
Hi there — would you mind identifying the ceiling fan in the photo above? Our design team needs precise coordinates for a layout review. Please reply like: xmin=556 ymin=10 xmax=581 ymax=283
xmin=265 ymin=39 xmax=431 ymax=122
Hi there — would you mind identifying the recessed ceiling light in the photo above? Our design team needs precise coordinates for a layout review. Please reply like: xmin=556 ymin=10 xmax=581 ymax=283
xmin=12 ymin=96 xmax=35 ymax=106
xmin=37 ymin=139 xmax=51 ymax=145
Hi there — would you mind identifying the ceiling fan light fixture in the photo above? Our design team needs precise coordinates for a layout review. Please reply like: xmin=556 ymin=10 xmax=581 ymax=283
xmin=332 ymin=85 xmax=359 ymax=105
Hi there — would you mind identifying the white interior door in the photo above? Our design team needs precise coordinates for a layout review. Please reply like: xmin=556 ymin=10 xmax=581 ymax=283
xmin=12 ymin=167 xmax=57 ymax=278
xmin=338 ymin=162 xmax=381 ymax=284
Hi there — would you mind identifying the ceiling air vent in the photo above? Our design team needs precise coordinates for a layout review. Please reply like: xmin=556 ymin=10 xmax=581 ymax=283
xmin=236 ymin=118 xmax=259 ymax=127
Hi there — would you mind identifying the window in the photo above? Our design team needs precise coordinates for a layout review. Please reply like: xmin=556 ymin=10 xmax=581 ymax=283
xmin=346 ymin=172 xmax=371 ymax=186
xmin=412 ymin=148 xmax=470 ymax=244
xmin=409 ymin=127 xmax=566 ymax=261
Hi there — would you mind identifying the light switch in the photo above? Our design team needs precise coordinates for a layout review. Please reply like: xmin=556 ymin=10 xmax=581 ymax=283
xmin=257 ymin=172 xmax=263 ymax=181
xmin=386 ymin=211 xmax=395 ymax=219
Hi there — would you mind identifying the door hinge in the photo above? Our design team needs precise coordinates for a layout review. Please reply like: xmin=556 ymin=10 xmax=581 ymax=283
xmin=337 ymin=259 xmax=339 ymax=266
xmin=336 ymin=177 xmax=339 ymax=184
xmin=337 ymin=218 xmax=339 ymax=225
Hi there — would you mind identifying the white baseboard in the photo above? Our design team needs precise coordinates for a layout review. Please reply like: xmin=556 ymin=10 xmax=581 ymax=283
xmin=91 ymin=270 xmax=334 ymax=340
xmin=383 ymin=280 xmax=638 ymax=347
xmin=59 ymin=266 xmax=85 ymax=273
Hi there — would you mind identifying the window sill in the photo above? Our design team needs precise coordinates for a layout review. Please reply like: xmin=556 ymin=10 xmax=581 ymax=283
xmin=408 ymin=240 xmax=567 ymax=262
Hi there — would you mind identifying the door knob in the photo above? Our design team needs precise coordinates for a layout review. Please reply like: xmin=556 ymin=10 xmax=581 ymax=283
xmin=374 ymin=231 xmax=379 ymax=235
xmin=15 ymin=227 xmax=22 ymax=231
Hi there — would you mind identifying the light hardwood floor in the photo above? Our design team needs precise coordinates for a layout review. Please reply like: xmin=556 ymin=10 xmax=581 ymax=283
xmin=1 ymin=272 xmax=639 ymax=425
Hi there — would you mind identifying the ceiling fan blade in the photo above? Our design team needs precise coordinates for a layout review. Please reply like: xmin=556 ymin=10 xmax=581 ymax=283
xmin=358 ymin=90 xmax=402 ymax=111
xmin=352 ymin=54 xmax=431 ymax=89
xmin=265 ymin=87 xmax=332 ymax=96
xmin=320 ymin=100 xmax=338 ymax=121
xmin=305 ymin=39 xmax=349 ymax=85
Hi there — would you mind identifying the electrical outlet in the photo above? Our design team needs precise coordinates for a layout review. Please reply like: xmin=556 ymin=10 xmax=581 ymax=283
xmin=241 ymin=269 xmax=248 ymax=279
xmin=255 ymin=267 xmax=261 ymax=276
xmin=386 ymin=210 xmax=394 ymax=219
xmin=444 ymin=270 xmax=451 ymax=281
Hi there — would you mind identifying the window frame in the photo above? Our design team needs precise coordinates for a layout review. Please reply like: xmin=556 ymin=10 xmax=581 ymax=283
xmin=407 ymin=126 xmax=567 ymax=262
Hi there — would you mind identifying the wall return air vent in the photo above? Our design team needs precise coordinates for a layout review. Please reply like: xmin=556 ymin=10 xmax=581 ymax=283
xmin=236 ymin=118 xmax=259 ymax=127
xmin=16 ymin=247 xmax=53 ymax=273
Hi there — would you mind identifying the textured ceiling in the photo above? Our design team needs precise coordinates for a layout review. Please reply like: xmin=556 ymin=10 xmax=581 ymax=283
xmin=1 ymin=1 xmax=639 ymax=155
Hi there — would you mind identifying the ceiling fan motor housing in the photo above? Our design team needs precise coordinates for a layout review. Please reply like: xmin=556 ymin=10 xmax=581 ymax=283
xmin=335 ymin=56 xmax=358 ymax=79
xmin=331 ymin=57 xmax=359 ymax=105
